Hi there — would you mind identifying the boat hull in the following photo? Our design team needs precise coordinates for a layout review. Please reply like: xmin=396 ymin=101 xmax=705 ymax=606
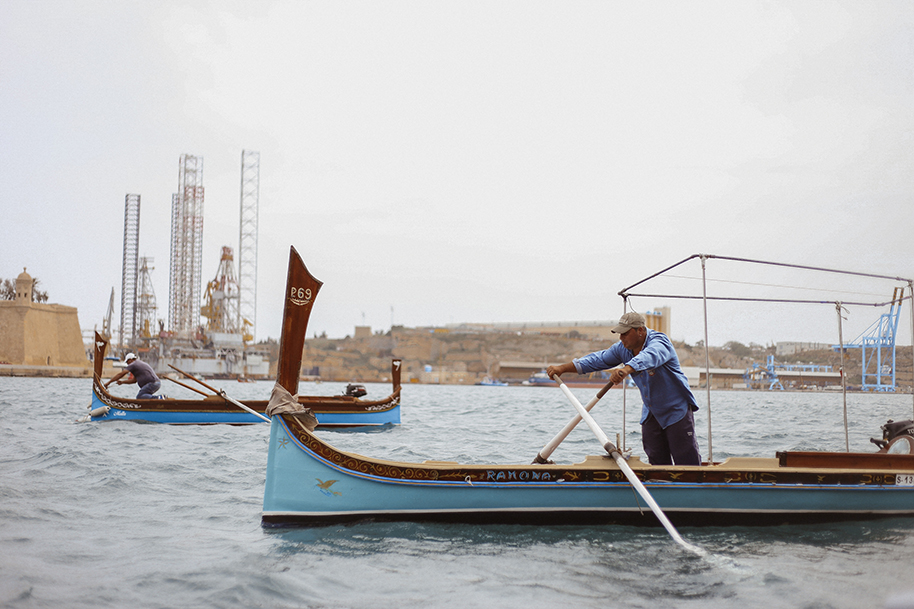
xmin=85 ymin=330 xmax=402 ymax=427
xmin=262 ymin=414 xmax=914 ymax=526
xmin=87 ymin=385 xmax=400 ymax=427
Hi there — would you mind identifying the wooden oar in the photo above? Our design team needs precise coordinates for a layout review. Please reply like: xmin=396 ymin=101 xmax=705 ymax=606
xmin=168 ymin=364 xmax=270 ymax=423
xmin=551 ymin=374 xmax=706 ymax=556
xmin=164 ymin=375 xmax=212 ymax=397
xmin=533 ymin=379 xmax=614 ymax=464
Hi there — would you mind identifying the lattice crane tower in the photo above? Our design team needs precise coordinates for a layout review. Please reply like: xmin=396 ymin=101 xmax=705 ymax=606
xmin=168 ymin=154 xmax=205 ymax=335
xmin=201 ymin=246 xmax=240 ymax=334
xmin=136 ymin=257 xmax=157 ymax=339
xmin=238 ymin=150 xmax=260 ymax=342
xmin=119 ymin=194 xmax=140 ymax=349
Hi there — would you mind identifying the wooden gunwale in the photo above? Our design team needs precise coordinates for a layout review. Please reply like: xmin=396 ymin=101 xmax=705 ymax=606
xmin=279 ymin=413 xmax=914 ymax=487
xmin=777 ymin=451 xmax=914 ymax=470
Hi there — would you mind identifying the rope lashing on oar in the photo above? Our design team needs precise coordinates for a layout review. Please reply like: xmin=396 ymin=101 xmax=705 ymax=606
xmin=168 ymin=364 xmax=270 ymax=423
xmin=551 ymin=373 xmax=706 ymax=557
xmin=533 ymin=379 xmax=614 ymax=464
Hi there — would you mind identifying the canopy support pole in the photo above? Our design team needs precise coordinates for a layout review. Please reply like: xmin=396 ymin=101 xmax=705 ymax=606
xmin=910 ymin=282 xmax=914 ymax=420
xmin=701 ymin=255 xmax=713 ymax=463
xmin=621 ymin=297 xmax=629 ymax=452
xmin=836 ymin=302 xmax=849 ymax=452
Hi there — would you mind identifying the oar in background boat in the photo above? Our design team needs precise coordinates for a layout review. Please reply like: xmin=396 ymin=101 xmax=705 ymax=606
xmin=532 ymin=379 xmax=614 ymax=464
xmin=550 ymin=373 xmax=706 ymax=557
xmin=163 ymin=375 xmax=212 ymax=397
xmin=168 ymin=364 xmax=270 ymax=423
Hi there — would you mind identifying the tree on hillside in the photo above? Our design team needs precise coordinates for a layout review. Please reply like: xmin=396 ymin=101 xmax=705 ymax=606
xmin=724 ymin=340 xmax=753 ymax=358
xmin=32 ymin=278 xmax=48 ymax=303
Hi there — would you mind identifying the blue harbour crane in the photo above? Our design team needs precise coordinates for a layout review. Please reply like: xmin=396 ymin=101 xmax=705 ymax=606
xmin=744 ymin=356 xmax=784 ymax=390
xmin=743 ymin=355 xmax=834 ymax=391
xmin=833 ymin=287 xmax=905 ymax=392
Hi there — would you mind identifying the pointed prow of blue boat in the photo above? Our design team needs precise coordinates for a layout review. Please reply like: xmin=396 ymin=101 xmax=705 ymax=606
xmin=263 ymin=247 xmax=324 ymax=429
xmin=275 ymin=246 xmax=323 ymax=397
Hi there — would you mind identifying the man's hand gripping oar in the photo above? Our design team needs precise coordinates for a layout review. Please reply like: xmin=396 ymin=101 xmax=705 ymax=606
xmin=549 ymin=372 xmax=706 ymax=557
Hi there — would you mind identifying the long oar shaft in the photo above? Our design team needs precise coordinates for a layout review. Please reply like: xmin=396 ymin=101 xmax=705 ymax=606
xmin=164 ymin=376 xmax=211 ymax=397
xmin=217 ymin=389 xmax=270 ymax=423
xmin=168 ymin=364 xmax=221 ymax=393
xmin=534 ymin=380 xmax=614 ymax=463
xmin=552 ymin=375 xmax=705 ymax=556
xmin=168 ymin=364 xmax=270 ymax=423
xmin=553 ymin=378 xmax=618 ymax=454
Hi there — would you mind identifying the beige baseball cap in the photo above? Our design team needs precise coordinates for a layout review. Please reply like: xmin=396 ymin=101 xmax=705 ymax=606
xmin=611 ymin=312 xmax=646 ymax=334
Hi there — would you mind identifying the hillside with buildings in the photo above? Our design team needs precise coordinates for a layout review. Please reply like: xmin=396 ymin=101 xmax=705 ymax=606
xmin=3 ymin=265 xmax=910 ymax=393
xmin=290 ymin=322 xmax=914 ymax=391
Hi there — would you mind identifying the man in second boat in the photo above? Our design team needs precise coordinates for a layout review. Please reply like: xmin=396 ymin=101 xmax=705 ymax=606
xmin=105 ymin=352 xmax=162 ymax=399
xmin=546 ymin=311 xmax=701 ymax=466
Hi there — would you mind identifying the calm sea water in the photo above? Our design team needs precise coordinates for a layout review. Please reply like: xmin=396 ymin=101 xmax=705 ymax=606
xmin=3 ymin=376 xmax=914 ymax=609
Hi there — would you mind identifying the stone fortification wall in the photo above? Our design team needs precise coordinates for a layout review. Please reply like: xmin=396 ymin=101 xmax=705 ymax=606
xmin=0 ymin=301 xmax=89 ymax=367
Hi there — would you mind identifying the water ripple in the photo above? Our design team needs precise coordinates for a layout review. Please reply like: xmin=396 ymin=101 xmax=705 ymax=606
xmin=2 ymin=378 xmax=914 ymax=608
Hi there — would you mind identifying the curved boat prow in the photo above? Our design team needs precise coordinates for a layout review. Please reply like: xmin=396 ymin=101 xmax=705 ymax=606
xmin=263 ymin=246 xmax=324 ymax=430
xmin=93 ymin=331 xmax=108 ymax=381
xmin=78 ymin=332 xmax=112 ymax=422
xmin=392 ymin=358 xmax=402 ymax=391
xmin=275 ymin=246 xmax=323 ymax=397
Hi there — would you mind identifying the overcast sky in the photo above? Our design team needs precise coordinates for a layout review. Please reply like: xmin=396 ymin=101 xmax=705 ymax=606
xmin=2 ymin=1 xmax=913 ymax=348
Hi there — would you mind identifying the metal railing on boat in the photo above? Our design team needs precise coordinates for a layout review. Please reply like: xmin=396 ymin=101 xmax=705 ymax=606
xmin=615 ymin=253 xmax=914 ymax=460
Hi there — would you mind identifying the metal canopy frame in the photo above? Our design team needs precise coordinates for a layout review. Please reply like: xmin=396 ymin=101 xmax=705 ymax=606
xmin=615 ymin=254 xmax=914 ymax=461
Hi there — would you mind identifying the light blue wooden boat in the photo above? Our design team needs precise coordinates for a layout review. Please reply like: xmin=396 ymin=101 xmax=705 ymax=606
xmin=262 ymin=411 xmax=914 ymax=526
xmin=81 ymin=246 xmax=401 ymax=428
xmin=83 ymin=334 xmax=400 ymax=427
xmin=85 ymin=384 xmax=400 ymax=426
xmin=260 ymin=249 xmax=914 ymax=527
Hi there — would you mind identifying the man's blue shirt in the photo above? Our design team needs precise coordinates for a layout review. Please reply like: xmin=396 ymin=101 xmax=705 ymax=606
xmin=573 ymin=329 xmax=697 ymax=428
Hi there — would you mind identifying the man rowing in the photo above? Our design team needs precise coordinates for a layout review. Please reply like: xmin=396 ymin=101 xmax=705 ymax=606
xmin=546 ymin=311 xmax=701 ymax=466
xmin=105 ymin=352 xmax=162 ymax=399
